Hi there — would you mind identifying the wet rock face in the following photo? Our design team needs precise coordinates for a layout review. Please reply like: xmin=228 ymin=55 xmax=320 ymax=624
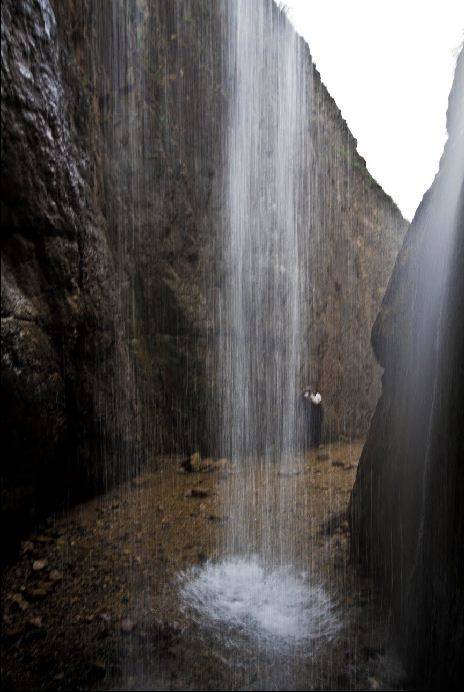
xmin=2 ymin=0 xmax=405 ymax=549
xmin=1 ymin=0 xmax=136 ymax=553
xmin=350 ymin=50 xmax=464 ymax=688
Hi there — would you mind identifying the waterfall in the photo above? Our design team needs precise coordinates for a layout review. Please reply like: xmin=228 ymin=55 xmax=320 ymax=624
xmin=92 ymin=0 xmax=147 ymax=484
xmin=218 ymin=0 xmax=311 ymax=564
xmin=5 ymin=0 xmax=463 ymax=688
xmin=87 ymin=0 xmax=344 ymax=674
xmin=179 ymin=3 xmax=343 ymax=668
xmin=90 ymin=0 xmax=365 ymax=677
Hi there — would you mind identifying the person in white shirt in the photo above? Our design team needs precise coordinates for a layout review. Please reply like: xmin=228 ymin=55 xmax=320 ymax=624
xmin=302 ymin=385 xmax=323 ymax=448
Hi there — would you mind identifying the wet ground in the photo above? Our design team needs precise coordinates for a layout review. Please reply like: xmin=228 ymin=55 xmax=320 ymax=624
xmin=1 ymin=441 xmax=404 ymax=690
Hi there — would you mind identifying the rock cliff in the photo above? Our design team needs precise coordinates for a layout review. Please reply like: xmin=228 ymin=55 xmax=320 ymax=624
xmin=1 ymin=0 xmax=140 ymax=557
xmin=350 ymin=49 xmax=464 ymax=688
xmin=1 ymin=0 xmax=406 ymax=550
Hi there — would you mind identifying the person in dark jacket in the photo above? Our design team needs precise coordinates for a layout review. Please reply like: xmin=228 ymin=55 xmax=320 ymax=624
xmin=302 ymin=385 xmax=323 ymax=448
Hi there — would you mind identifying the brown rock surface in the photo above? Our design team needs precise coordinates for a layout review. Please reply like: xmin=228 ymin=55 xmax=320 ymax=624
xmin=1 ymin=0 xmax=405 ymax=553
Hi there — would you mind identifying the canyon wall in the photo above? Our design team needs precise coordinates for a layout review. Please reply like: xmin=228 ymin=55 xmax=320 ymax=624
xmin=350 ymin=49 xmax=464 ymax=689
xmin=1 ymin=0 xmax=405 ymax=549
xmin=306 ymin=65 xmax=407 ymax=439
xmin=1 ymin=0 xmax=141 ymax=557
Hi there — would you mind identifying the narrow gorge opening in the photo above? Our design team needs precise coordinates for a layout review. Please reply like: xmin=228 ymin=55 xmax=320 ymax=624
xmin=1 ymin=1 xmax=463 ymax=691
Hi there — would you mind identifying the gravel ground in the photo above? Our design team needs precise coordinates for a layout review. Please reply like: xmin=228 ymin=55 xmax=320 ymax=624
xmin=1 ymin=441 xmax=404 ymax=691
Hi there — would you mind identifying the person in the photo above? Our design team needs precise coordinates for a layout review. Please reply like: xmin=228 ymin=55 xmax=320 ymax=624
xmin=302 ymin=385 xmax=323 ymax=448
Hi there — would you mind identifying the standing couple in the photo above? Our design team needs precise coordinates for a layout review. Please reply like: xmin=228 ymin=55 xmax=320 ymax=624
xmin=302 ymin=385 xmax=323 ymax=448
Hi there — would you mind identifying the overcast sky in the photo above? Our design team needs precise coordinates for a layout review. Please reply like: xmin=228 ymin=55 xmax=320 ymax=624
xmin=285 ymin=0 xmax=463 ymax=220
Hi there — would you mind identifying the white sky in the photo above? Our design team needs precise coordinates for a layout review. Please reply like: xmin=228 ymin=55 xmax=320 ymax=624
xmin=285 ymin=0 xmax=463 ymax=220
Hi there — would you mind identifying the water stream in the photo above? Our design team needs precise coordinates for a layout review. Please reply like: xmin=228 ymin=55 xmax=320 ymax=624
xmin=180 ymin=0 xmax=337 ymax=667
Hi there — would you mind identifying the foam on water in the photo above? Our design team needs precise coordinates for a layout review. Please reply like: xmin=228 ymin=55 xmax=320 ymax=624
xmin=179 ymin=556 xmax=340 ymax=651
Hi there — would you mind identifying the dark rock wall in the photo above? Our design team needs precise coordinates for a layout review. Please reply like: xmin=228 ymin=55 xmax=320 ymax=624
xmin=350 ymin=49 xmax=464 ymax=689
xmin=1 ymin=0 xmax=405 ymax=547
xmin=1 ymin=0 xmax=138 ymax=552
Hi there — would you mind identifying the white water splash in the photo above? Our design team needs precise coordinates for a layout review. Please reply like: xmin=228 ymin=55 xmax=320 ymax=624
xmin=179 ymin=556 xmax=340 ymax=651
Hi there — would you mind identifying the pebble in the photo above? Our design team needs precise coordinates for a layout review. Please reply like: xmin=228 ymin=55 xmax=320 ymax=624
xmin=32 ymin=559 xmax=47 ymax=572
xmin=21 ymin=541 xmax=34 ymax=554
xmin=185 ymin=488 xmax=209 ymax=498
xmin=35 ymin=534 xmax=53 ymax=544
xmin=181 ymin=451 xmax=202 ymax=473
xmin=10 ymin=593 xmax=29 ymax=612
xmin=200 ymin=457 xmax=214 ymax=470
xmin=208 ymin=514 xmax=226 ymax=523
